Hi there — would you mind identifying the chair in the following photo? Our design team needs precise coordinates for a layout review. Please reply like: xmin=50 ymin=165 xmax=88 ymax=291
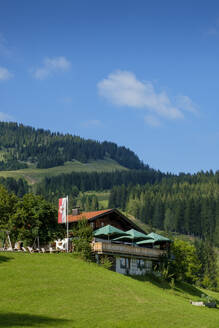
xmin=27 ymin=246 xmax=34 ymax=253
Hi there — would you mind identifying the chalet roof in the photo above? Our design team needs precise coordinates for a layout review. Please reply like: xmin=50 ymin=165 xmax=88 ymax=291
xmin=68 ymin=209 xmax=111 ymax=223
xmin=68 ymin=208 xmax=146 ymax=234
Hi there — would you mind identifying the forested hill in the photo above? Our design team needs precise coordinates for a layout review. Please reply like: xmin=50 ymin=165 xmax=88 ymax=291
xmin=108 ymin=172 xmax=219 ymax=246
xmin=0 ymin=122 xmax=145 ymax=170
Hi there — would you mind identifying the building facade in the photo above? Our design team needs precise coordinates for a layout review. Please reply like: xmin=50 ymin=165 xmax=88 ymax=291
xmin=68 ymin=208 xmax=169 ymax=275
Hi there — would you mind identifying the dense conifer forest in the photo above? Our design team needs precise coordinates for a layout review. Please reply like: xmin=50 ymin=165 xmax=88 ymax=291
xmin=0 ymin=122 xmax=144 ymax=169
xmin=35 ymin=169 xmax=219 ymax=247
xmin=36 ymin=169 xmax=165 ymax=198
xmin=0 ymin=177 xmax=28 ymax=196
xmin=108 ymin=172 xmax=219 ymax=246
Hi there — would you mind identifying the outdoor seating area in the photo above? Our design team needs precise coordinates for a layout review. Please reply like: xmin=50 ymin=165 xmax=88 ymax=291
xmin=0 ymin=230 xmax=72 ymax=253
xmin=93 ymin=224 xmax=171 ymax=250
xmin=92 ymin=224 xmax=171 ymax=274
xmin=0 ymin=246 xmax=62 ymax=253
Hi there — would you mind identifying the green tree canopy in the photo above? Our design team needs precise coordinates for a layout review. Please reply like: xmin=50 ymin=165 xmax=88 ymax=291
xmin=0 ymin=185 xmax=17 ymax=231
xmin=169 ymin=239 xmax=201 ymax=284
xmin=10 ymin=194 xmax=64 ymax=244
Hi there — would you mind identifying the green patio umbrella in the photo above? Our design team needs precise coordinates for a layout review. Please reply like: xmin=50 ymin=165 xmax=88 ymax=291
xmin=112 ymin=235 xmax=134 ymax=242
xmin=126 ymin=229 xmax=149 ymax=240
xmin=93 ymin=225 xmax=127 ymax=241
xmin=136 ymin=239 xmax=155 ymax=245
xmin=113 ymin=229 xmax=149 ymax=244
xmin=146 ymin=232 xmax=171 ymax=242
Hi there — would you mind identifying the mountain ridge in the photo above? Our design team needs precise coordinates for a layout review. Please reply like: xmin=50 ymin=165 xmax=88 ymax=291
xmin=0 ymin=121 xmax=146 ymax=171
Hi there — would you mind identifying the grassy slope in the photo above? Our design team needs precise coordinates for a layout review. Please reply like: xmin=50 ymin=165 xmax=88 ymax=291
xmin=0 ymin=159 xmax=127 ymax=185
xmin=0 ymin=252 xmax=218 ymax=328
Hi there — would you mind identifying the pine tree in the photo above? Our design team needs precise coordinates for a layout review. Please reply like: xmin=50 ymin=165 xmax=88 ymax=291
xmin=152 ymin=200 xmax=164 ymax=229
xmin=164 ymin=208 xmax=175 ymax=232
xmin=195 ymin=239 xmax=218 ymax=289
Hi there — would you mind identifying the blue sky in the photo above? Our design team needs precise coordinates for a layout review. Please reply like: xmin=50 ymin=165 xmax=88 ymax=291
xmin=0 ymin=0 xmax=219 ymax=173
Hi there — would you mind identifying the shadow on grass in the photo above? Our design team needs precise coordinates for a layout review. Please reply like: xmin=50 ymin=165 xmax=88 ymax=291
xmin=130 ymin=274 xmax=219 ymax=304
xmin=175 ymin=281 xmax=205 ymax=298
xmin=130 ymin=273 xmax=171 ymax=290
xmin=172 ymin=281 xmax=219 ymax=305
xmin=0 ymin=255 xmax=13 ymax=264
xmin=0 ymin=312 xmax=71 ymax=327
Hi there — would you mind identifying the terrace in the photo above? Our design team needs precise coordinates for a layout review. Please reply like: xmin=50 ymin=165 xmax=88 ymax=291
xmin=92 ymin=241 xmax=167 ymax=259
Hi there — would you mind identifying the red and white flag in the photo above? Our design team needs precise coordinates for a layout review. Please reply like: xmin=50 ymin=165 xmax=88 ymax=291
xmin=58 ymin=197 xmax=67 ymax=223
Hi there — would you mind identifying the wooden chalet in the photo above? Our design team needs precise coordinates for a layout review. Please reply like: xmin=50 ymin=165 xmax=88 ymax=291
xmin=68 ymin=208 xmax=146 ymax=233
xmin=68 ymin=208 xmax=169 ymax=275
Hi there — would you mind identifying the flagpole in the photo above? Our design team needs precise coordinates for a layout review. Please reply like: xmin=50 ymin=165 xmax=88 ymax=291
xmin=66 ymin=195 xmax=69 ymax=253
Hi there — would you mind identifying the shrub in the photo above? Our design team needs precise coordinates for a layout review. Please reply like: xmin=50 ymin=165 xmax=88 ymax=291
xmin=73 ymin=219 xmax=93 ymax=261
xmin=169 ymin=239 xmax=201 ymax=284
xmin=100 ymin=256 xmax=113 ymax=270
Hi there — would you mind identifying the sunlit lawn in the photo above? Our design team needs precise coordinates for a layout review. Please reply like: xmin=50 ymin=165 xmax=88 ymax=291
xmin=0 ymin=252 xmax=218 ymax=328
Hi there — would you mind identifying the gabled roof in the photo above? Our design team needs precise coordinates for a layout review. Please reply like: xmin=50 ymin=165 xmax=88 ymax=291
xmin=68 ymin=208 xmax=146 ymax=234
xmin=68 ymin=209 xmax=111 ymax=223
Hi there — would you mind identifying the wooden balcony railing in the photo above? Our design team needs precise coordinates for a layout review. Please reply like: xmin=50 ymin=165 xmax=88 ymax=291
xmin=92 ymin=242 xmax=166 ymax=259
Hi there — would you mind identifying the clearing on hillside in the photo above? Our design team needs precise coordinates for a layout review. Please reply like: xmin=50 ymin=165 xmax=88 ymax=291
xmin=0 ymin=159 xmax=127 ymax=185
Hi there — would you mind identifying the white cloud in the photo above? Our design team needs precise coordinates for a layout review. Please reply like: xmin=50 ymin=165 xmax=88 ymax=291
xmin=175 ymin=95 xmax=199 ymax=115
xmin=98 ymin=70 xmax=198 ymax=124
xmin=98 ymin=70 xmax=184 ymax=120
xmin=144 ymin=115 xmax=161 ymax=127
xmin=82 ymin=119 xmax=102 ymax=128
xmin=0 ymin=66 xmax=13 ymax=81
xmin=32 ymin=56 xmax=71 ymax=80
xmin=0 ymin=112 xmax=13 ymax=121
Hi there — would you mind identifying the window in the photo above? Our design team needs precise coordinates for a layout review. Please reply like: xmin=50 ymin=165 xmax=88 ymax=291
xmin=125 ymin=258 xmax=130 ymax=269
xmin=137 ymin=259 xmax=145 ymax=269
xmin=120 ymin=257 xmax=130 ymax=269
xmin=120 ymin=258 xmax=126 ymax=269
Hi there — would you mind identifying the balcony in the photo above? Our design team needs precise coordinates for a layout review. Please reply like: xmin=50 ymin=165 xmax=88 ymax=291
xmin=92 ymin=242 xmax=166 ymax=259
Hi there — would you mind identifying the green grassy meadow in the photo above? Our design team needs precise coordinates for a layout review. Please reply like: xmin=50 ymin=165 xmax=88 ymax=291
xmin=0 ymin=159 xmax=127 ymax=185
xmin=0 ymin=252 xmax=218 ymax=328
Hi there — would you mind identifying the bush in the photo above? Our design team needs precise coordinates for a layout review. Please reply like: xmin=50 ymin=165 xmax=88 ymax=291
xmin=100 ymin=256 xmax=113 ymax=270
xmin=169 ymin=239 xmax=201 ymax=284
xmin=73 ymin=219 xmax=93 ymax=261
